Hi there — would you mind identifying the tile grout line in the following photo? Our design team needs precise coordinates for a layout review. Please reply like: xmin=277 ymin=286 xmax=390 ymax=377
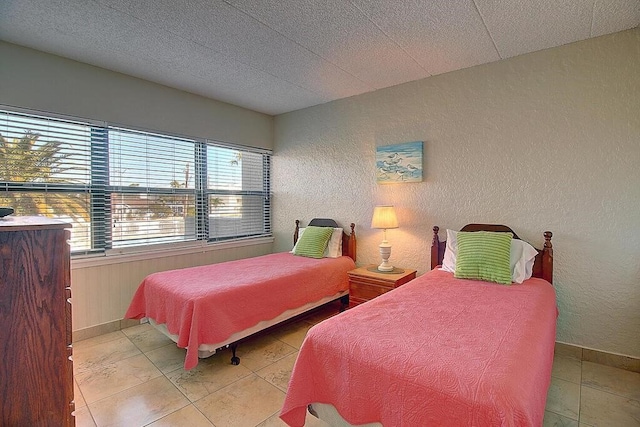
xmin=578 ymin=354 xmax=584 ymax=424
xmin=580 ymin=381 xmax=640 ymax=400
xmin=138 ymin=336 xmax=208 ymax=427
xmin=577 ymin=359 xmax=583 ymax=424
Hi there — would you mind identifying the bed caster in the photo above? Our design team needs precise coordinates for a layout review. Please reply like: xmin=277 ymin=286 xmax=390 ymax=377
xmin=230 ymin=344 xmax=240 ymax=365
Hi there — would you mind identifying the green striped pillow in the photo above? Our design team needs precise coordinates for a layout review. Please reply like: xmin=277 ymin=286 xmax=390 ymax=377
xmin=292 ymin=226 xmax=334 ymax=259
xmin=454 ymin=231 xmax=513 ymax=285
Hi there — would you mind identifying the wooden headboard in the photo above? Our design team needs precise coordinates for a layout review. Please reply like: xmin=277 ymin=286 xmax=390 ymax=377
xmin=430 ymin=224 xmax=553 ymax=284
xmin=293 ymin=218 xmax=357 ymax=261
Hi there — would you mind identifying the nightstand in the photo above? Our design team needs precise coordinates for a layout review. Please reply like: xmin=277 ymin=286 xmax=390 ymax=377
xmin=348 ymin=265 xmax=417 ymax=307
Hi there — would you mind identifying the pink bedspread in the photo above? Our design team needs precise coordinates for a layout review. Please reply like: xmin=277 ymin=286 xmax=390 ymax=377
xmin=125 ymin=252 xmax=355 ymax=369
xmin=280 ymin=268 xmax=557 ymax=427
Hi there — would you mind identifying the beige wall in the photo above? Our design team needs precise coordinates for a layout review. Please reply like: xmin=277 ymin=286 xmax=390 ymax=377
xmin=0 ymin=41 xmax=273 ymax=149
xmin=273 ymin=29 xmax=640 ymax=358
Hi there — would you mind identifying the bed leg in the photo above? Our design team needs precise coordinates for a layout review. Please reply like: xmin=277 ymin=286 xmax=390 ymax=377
xmin=230 ymin=344 xmax=240 ymax=365
xmin=339 ymin=295 xmax=349 ymax=312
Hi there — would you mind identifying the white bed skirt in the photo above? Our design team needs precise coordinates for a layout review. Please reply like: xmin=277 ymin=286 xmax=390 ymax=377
xmin=148 ymin=290 xmax=348 ymax=359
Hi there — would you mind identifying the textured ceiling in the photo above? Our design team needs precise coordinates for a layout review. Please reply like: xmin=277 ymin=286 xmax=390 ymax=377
xmin=1 ymin=0 xmax=638 ymax=115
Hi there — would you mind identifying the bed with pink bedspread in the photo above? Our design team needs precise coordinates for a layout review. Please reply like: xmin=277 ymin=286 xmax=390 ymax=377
xmin=280 ymin=224 xmax=557 ymax=427
xmin=125 ymin=219 xmax=356 ymax=370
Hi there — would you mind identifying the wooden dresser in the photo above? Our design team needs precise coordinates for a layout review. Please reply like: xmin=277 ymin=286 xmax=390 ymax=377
xmin=0 ymin=216 xmax=75 ymax=426
xmin=348 ymin=264 xmax=417 ymax=307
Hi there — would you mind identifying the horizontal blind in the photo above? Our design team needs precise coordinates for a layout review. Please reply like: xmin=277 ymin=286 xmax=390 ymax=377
xmin=0 ymin=109 xmax=100 ymax=252
xmin=0 ymin=106 xmax=272 ymax=254
xmin=205 ymin=142 xmax=271 ymax=241
xmin=107 ymin=127 xmax=198 ymax=249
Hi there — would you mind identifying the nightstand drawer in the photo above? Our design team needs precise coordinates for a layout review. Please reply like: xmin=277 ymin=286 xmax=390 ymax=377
xmin=350 ymin=280 xmax=394 ymax=301
xmin=349 ymin=275 xmax=398 ymax=288
xmin=347 ymin=265 xmax=417 ymax=308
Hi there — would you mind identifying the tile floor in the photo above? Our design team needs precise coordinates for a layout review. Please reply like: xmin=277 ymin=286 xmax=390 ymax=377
xmin=73 ymin=302 xmax=640 ymax=427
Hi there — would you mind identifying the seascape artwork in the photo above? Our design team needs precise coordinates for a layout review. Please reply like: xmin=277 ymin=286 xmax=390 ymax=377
xmin=376 ymin=141 xmax=423 ymax=183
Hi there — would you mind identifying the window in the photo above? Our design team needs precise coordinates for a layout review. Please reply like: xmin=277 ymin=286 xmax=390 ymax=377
xmin=206 ymin=146 xmax=271 ymax=241
xmin=108 ymin=127 xmax=198 ymax=249
xmin=0 ymin=107 xmax=271 ymax=255
xmin=0 ymin=110 xmax=95 ymax=251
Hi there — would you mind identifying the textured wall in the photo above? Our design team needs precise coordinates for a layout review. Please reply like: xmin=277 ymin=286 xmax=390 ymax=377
xmin=273 ymin=29 xmax=640 ymax=358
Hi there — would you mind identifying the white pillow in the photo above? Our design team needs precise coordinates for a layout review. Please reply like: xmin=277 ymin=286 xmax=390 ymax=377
xmin=325 ymin=227 xmax=343 ymax=258
xmin=441 ymin=229 xmax=458 ymax=273
xmin=291 ymin=227 xmax=343 ymax=258
xmin=510 ymin=238 xmax=538 ymax=283
xmin=440 ymin=229 xmax=538 ymax=283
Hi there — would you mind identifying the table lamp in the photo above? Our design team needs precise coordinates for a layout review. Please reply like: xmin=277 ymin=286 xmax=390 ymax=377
xmin=371 ymin=205 xmax=399 ymax=272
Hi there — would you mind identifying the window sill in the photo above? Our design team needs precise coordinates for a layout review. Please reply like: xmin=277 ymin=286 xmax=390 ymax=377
xmin=71 ymin=236 xmax=274 ymax=269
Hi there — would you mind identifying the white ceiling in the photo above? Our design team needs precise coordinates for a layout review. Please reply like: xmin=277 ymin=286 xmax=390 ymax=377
xmin=1 ymin=0 xmax=638 ymax=115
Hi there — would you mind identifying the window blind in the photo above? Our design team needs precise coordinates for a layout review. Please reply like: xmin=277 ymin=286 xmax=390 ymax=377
xmin=0 ymin=109 xmax=98 ymax=252
xmin=0 ymin=107 xmax=272 ymax=255
xmin=107 ymin=127 xmax=199 ymax=249
xmin=206 ymin=145 xmax=271 ymax=241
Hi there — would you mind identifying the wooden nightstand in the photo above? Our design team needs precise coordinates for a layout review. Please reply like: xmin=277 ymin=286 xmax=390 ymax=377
xmin=348 ymin=265 xmax=417 ymax=307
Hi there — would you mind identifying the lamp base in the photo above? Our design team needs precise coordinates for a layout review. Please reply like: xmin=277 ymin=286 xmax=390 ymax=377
xmin=378 ymin=241 xmax=393 ymax=272
xmin=377 ymin=262 xmax=394 ymax=272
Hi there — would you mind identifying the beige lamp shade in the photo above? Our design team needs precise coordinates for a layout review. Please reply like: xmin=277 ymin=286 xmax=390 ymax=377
xmin=370 ymin=206 xmax=398 ymax=230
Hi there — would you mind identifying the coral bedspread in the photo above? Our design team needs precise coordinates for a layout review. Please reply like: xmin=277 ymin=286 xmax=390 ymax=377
xmin=125 ymin=252 xmax=355 ymax=369
xmin=280 ymin=268 xmax=557 ymax=427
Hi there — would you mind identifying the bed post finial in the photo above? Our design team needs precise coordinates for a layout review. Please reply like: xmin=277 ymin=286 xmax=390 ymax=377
xmin=294 ymin=220 xmax=300 ymax=245
xmin=431 ymin=226 xmax=440 ymax=270
xmin=542 ymin=231 xmax=553 ymax=284
xmin=349 ymin=223 xmax=357 ymax=262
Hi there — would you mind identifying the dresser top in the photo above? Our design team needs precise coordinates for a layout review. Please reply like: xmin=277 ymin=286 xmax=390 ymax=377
xmin=0 ymin=216 xmax=71 ymax=231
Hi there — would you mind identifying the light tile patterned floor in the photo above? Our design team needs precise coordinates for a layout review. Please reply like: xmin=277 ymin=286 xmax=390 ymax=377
xmin=73 ymin=302 xmax=640 ymax=427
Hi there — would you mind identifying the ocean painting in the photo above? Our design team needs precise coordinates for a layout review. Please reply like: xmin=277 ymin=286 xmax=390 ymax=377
xmin=376 ymin=141 xmax=423 ymax=183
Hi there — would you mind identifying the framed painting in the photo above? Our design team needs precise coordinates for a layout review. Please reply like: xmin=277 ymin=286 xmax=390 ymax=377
xmin=376 ymin=141 xmax=423 ymax=183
